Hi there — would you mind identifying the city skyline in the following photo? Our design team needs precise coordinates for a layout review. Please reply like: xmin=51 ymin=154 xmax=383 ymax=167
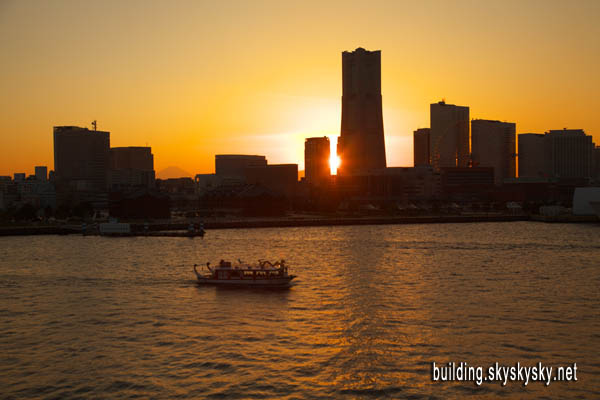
xmin=1 ymin=1 xmax=599 ymax=176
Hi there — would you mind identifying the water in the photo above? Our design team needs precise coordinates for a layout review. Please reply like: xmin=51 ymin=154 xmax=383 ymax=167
xmin=1 ymin=222 xmax=599 ymax=399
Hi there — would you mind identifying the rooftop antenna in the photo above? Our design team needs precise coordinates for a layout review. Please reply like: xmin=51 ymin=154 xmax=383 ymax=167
xmin=92 ymin=120 xmax=97 ymax=131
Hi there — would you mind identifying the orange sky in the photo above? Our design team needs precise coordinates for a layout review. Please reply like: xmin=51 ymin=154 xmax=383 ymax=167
xmin=1 ymin=0 xmax=599 ymax=177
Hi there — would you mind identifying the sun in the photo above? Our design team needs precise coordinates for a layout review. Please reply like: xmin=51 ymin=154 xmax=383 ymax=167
xmin=329 ymin=154 xmax=341 ymax=175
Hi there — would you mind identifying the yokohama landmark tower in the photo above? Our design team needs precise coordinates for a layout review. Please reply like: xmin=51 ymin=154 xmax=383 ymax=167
xmin=337 ymin=48 xmax=387 ymax=175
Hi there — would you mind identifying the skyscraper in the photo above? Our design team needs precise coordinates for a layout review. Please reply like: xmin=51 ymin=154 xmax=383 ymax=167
xmin=304 ymin=137 xmax=330 ymax=184
xmin=413 ymin=128 xmax=430 ymax=166
xmin=430 ymin=101 xmax=469 ymax=170
xmin=53 ymin=126 xmax=110 ymax=193
xmin=471 ymin=119 xmax=516 ymax=184
xmin=337 ymin=48 xmax=386 ymax=175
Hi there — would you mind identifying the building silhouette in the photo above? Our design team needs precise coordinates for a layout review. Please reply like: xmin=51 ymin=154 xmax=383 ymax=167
xmin=471 ymin=119 xmax=516 ymax=184
xmin=53 ymin=126 xmax=110 ymax=202
xmin=413 ymin=128 xmax=430 ymax=166
xmin=245 ymin=164 xmax=298 ymax=197
xmin=337 ymin=47 xmax=386 ymax=175
xmin=34 ymin=166 xmax=47 ymax=181
xmin=518 ymin=133 xmax=546 ymax=178
xmin=109 ymin=147 xmax=155 ymax=190
xmin=545 ymin=129 xmax=594 ymax=179
xmin=304 ymin=137 xmax=330 ymax=184
xmin=518 ymin=129 xmax=595 ymax=180
xmin=215 ymin=154 xmax=267 ymax=182
xmin=430 ymin=101 xmax=469 ymax=170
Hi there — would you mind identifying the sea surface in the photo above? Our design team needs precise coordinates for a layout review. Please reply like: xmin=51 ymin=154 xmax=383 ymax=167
xmin=1 ymin=222 xmax=599 ymax=399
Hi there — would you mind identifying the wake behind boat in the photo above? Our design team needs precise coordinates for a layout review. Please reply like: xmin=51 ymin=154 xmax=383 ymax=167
xmin=194 ymin=259 xmax=296 ymax=287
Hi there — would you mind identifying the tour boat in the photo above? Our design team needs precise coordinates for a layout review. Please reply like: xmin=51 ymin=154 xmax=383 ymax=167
xmin=193 ymin=259 xmax=296 ymax=287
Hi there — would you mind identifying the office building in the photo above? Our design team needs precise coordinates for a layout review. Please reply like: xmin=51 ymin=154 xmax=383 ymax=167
xmin=215 ymin=155 xmax=267 ymax=181
xmin=305 ymin=137 xmax=330 ymax=184
xmin=109 ymin=147 xmax=155 ymax=190
xmin=35 ymin=166 xmax=47 ymax=181
xmin=545 ymin=129 xmax=594 ymax=179
xmin=53 ymin=126 xmax=110 ymax=193
xmin=413 ymin=128 xmax=430 ymax=166
xmin=337 ymin=48 xmax=386 ymax=175
xmin=110 ymin=147 xmax=154 ymax=170
xmin=518 ymin=133 xmax=546 ymax=178
xmin=430 ymin=101 xmax=469 ymax=170
xmin=471 ymin=119 xmax=516 ymax=184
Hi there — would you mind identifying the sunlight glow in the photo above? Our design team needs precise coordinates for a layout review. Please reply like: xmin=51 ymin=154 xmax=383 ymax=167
xmin=328 ymin=135 xmax=340 ymax=175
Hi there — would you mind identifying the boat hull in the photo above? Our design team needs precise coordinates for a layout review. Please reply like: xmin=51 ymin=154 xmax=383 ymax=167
xmin=196 ymin=276 xmax=295 ymax=287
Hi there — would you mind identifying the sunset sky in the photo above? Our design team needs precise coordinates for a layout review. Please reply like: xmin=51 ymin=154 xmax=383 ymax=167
xmin=1 ymin=0 xmax=599 ymax=177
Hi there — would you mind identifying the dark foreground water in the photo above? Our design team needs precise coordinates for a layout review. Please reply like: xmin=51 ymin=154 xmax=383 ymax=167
xmin=1 ymin=222 xmax=599 ymax=399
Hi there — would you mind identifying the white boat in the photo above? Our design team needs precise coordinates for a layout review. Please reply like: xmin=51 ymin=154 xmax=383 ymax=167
xmin=193 ymin=259 xmax=296 ymax=287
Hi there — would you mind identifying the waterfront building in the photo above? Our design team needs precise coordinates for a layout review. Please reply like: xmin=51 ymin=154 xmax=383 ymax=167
xmin=430 ymin=101 xmax=469 ymax=170
xmin=304 ymin=137 xmax=330 ymax=184
xmin=337 ymin=48 xmax=386 ymax=175
xmin=545 ymin=129 xmax=594 ymax=179
xmin=471 ymin=119 xmax=516 ymax=185
xmin=109 ymin=147 xmax=155 ymax=190
xmin=413 ymin=128 xmax=430 ymax=166
xmin=518 ymin=133 xmax=546 ymax=178
xmin=245 ymin=164 xmax=298 ymax=197
xmin=53 ymin=126 xmax=110 ymax=194
xmin=215 ymin=154 xmax=267 ymax=182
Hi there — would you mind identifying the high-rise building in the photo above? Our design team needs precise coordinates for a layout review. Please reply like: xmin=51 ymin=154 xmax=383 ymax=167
xmin=518 ymin=133 xmax=546 ymax=178
xmin=110 ymin=147 xmax=154 ymax=170
xmin=34 ymin=166 xmax=47 ymax=181
xmin=304 ymin=137 xmax=330 ymax=184
xmin=518 ymin=130 xmax=595 ymax=179
xmin=109 ymin=147 xmax=155 ymax=190
xmin=337 ymin=47 xmax=386 ymax=175
xmin=53 ymin=126 xmax=110 ymax=193
xmin=430 ymin=101 xmax=469 ymax=170
xmin=471 ymin=119 xmax=516 ymax=184
xmin=545 ymin=129 xmax=594 ymax=179
xmin=215 ymin=155 xmax=267 ymax=181
xmin=413 ymin=128 xmax=430 ymax=166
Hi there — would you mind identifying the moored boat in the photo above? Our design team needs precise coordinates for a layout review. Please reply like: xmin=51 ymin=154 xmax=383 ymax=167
xmin=193 ymin=259 xmax=296 ymax=287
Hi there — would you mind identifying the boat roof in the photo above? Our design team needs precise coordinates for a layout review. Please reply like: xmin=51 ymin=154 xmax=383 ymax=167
xmin=214 ymin=265 xmax=281 ymax=271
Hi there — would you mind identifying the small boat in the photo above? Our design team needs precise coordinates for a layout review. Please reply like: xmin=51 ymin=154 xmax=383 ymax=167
xmin=193 ymin=259 xmax=296 ymax=287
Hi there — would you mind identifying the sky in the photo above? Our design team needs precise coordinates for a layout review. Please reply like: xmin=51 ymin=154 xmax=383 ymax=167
xmin=1 ymin=0 xmax=599 ymax=177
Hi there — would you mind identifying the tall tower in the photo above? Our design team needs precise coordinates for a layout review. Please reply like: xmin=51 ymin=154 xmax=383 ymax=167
xmin=337 ymin=47 xmax=386 ymax=175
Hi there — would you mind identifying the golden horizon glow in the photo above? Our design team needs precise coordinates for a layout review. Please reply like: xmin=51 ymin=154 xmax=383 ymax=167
xmin=0 ymin=1 xmax=599 ymax=177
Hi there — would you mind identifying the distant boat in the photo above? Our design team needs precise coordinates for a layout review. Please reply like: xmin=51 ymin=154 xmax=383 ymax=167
xmin=194 ymin=259 xmax=296 ymax=287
